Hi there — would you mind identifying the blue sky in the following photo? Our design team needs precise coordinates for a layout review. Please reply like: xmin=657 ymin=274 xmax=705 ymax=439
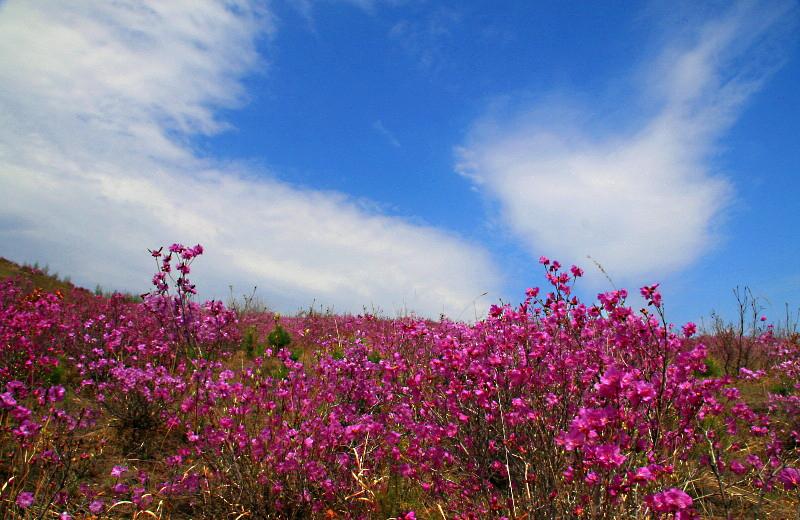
xmin=0 ymin=1 xmax=798 ymax=325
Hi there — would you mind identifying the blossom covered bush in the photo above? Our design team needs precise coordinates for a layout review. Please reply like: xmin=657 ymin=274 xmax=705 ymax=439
xmin=0 ymin=246 xmax=798 ymax=518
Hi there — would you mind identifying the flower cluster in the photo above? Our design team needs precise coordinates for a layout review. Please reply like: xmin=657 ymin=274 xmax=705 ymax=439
xmin=0 ymin=246 xmax=798 ymax=518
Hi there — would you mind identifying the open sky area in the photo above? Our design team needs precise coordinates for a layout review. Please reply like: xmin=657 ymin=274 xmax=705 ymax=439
xmin=1 ymin=0 xmax=798 ymax=325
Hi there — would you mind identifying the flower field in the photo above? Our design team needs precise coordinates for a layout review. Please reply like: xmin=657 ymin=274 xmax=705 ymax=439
xmin=1 ymin=245 xmax=798 ymax=519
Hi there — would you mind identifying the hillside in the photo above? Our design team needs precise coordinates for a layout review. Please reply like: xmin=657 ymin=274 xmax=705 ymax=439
xmin=0 ymin=247 xmax=798 ymax=518
xmin=0 ymin=256 xmax=80 ymax=295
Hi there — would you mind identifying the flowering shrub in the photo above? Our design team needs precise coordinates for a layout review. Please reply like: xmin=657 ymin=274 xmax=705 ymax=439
xmin=0 ymin=246 xmax=798 ymax=518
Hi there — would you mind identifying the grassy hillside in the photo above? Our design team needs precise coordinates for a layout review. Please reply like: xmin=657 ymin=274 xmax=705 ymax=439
xmin=0 ymin=257 xmax=141 ymax=302
xmin=1 ymin=249 xmax=798 ymax=518
xmin=0 ymin=257 xmax=78 ymax=295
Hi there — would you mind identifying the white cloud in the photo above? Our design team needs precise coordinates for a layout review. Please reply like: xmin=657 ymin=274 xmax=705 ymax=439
xmin=457 ymin=2 xmax=794 ymax=283
xmin=0 ymin=0 xmax=499 ymax=318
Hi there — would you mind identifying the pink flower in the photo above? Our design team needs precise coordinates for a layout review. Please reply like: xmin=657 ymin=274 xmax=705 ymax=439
xmin=632 ymin=466 xmax=657 ymax=482
xmin=593 ymin=444 xmax=626 ymax=469
xmin=16 ymin=491 xmax=34 ymax=509
xmin=729 ymin=460 xmax=748 ymax=475
xmin=111 ymin=465 xmax=127 ymax=478
xmin=595 ymin=367 xmax=623 ymax=398
xmin=629 ymin=380 xmax=656 ymax=405
xmin=746 ymin=455 xmax=764 ymax=469
xmin=778 ymin=467 xmax=800 ymax=490
xmin=640 ymin=284 xmax=663 ymax=307
xmin=557 ymin=428 xmax=585 ymax=450
xmin=646 ymin=488 xmax=693 ymax=513
xmin=47 ymin=385 xmax=65 ymax=402
xmin=132 ymin=487 xmax=153 ymax=508
xmin=14 ymin=419 xmax=39 ymax=438
xmin=740 ymin=367 xmax=765 ymax=380
xmin=0 ymin=391 xmax=16 ymax=408
xmin=112 ymin=483 xmax=129 ymax=494
xmin=682 ymin=322 xmax=697 ymax=337
xmin=89 ymin=500 xmax=104 ymax=514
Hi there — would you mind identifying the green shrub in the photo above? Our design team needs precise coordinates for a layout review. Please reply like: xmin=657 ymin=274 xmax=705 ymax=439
xmin=45 ymin=362 xmax=66 ymax=386
xmin=241 ymin=325 xmax=263 ymax=359
xmin=770 ymin=381 xmax=794 ymax=396
xmin=267 ymin=322 xmax=292 ymax=350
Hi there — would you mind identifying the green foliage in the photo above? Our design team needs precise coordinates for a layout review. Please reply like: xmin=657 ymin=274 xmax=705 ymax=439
xmin=242 ymin=325 xmax=261 ymax=359
xmin=770 ymin=381 xmax=794 ymax=397
xmin=269 ymin=363 xmax=290 ymax=380
xmin=696 ymin=356 xmax=723 ymax=378
xmin=267 ymin=322 xmax=292 ymax=349
xmin=46 ymin=362 xmax=66 ymax=386
xmin=367 ymin=351 xmax=381 ymax=364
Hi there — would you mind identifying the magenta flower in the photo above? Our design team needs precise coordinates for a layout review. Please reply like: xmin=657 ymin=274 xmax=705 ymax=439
xmin=16 ymin=491 xmax=34 ymax=509
xmin=584 ymin=471 xmax=600 ymax=485
xmin=0 ymin=391 xmax=16 ymax=408
xmin=729 ymin=460 xmax=748 ymax=475
xmin=47 ymin=385 xmax=65 ymax=402
xmin=640 ymin=283 xmax=663 ymax=307
xmin=778 ymin=467 xmax=800 ymax=490
xmin=593 ymin=444 xmax=626 ymax=468
xmin=632 ymin=466 xmax=657 ymax=482
xmin=740 ymin=367 xmax=765 ymax=380
xmin=681 ymin=322 xmax=697 ymax=337
xmin=13 ymin=419 xmax=39 ymax=438
xmin=111 ymin=465 xmax=127 ymax=477
xmin=646 ymin=488 xmax=693 ymax=513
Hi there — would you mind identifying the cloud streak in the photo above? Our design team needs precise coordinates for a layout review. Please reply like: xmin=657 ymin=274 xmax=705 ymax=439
xmin=0 ymin=0 xmax=499 ymax=317
xmin=457 ymin=2 xmax=795 ymax=283
xmin=372 ymin=120 xmax=401 ymax=148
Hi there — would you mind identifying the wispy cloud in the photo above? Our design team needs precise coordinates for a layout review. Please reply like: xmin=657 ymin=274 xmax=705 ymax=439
xmin=457 ymin=2 xmax=795 ymax=283
xmin=287 ymin=0 xmax=386 ymax=23
xmin=372 ymin=120 xmax=401 ymax=148
xmin=389 ymin=7 xmax=462 ymax=71
xmin=0 ymin=0 xmax=499 ymax=317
